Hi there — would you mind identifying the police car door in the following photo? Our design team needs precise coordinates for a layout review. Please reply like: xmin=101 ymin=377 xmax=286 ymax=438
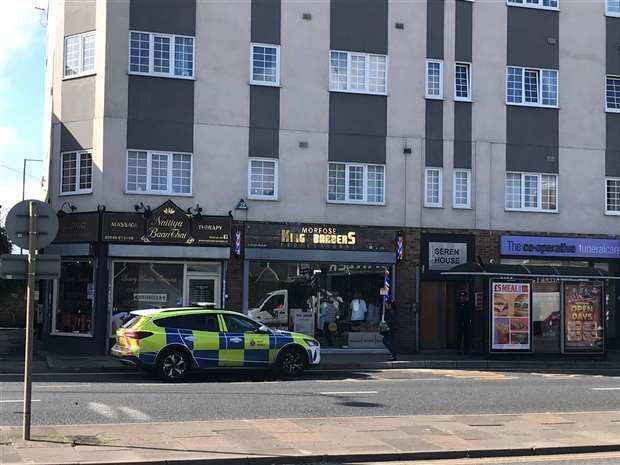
xmin=219 ymin=314 xmax=270 ymax=368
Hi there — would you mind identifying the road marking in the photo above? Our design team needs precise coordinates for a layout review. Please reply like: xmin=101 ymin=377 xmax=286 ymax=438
xmin=118 ymin=406 xmax=151 ymax=421
xmin=87 ymin=402 xmax=118 ymax=419
xmin=592 ymin=387 xmax=620 ymax=391
xmin=318 ymin=391 xmax=378 ymax=395
xmin=0 ymin=399 xmax=40 ymax=403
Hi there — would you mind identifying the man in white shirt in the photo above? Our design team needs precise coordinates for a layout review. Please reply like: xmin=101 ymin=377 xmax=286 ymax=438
xmin=350 ymin=291 xmax=368 ymax=321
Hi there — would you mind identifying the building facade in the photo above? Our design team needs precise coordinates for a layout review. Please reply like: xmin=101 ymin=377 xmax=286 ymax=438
xmin=43 ymin=0 xmax=620 ymax=355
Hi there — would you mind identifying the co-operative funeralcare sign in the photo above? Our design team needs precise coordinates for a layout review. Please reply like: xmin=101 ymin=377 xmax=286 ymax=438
xmin=501 ymin=235 xmax=620 ymax=259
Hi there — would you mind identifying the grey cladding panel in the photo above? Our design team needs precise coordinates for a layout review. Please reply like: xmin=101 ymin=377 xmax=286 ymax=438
xmin=130 ymin=0 xmax=196 ymax=35
xmin=507 ymin=7 xmax=558 ymax=69
xmin=426 ymin=0 xmax=445 ymax=59
xmin=606 ymin=114 xmax=620 ymax=177
xmin=506 ymin=106 xmax=558 ymax=173
xmin=60 ymin=121 xmax=93 ymax=152
xmin=249 ymin=86 xmax=280 ymax=158
xmin=425 ymin=100 xmax=443 ymax=167
xmin=251 ymin=0 xmax=281 ymax=44
xmin=64 ymin=0 xmax=96 ymax=36
xmin=328 ymin=93 xmax=386 ymax=164
xmin=127 ymin=76 xmax=194 ymax=152
xmin=607 ymin=17 xmax=620 ymax=75
xmin=455 ymin=1 xmax=472 ymax=62
xmin=454 ymin=102 xmax=472 ymax=169
xmin=330 ymin=0 xmax=388 ymax=54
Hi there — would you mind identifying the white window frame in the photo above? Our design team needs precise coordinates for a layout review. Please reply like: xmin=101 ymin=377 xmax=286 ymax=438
xmin=328 ymin=50 xmax=388 ymax=96
xmin=453 ymin=169 xmax=472 ymax=209
xmin=60 ymin=150 xmax=93 ymax=196
xmin=506 ymin=0 xmax=559 ymax=11
xmin=504 ymin=172 xmax=558 ymax=213
xmin=605 ymin=75 xmax=620 ymax=113
xmin=506 ymin=66 xmax=559 ymax=108
xmin=605 ymin=177 xmax=620 ymax=215
xmin=250 ymin=43 xmax=280 ymax=87
xmin=424 ymin=167 xmax=443 ymax=208
xmin=248 ymin=157 xmax=279 ymax=200
xmin=454 ymin=62 xmax=472 ymax=102
xmin=128 ymin=31 xmax=195 ymax=79
xmin=326 ymin=162 xmax=386 ymax=205
xmin=63 ymin=31 xmax=96 ymax=79
xmin=606 ymin=0 xmax=620 ymax=16
xmin=425 ymin=59 xmax=444 ymax=100
xmin=125 ymin=150 xmax=193 ymax=196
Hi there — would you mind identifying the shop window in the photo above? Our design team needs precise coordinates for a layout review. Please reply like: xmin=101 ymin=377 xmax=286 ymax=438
xmin=532 ymin=281 xmax=561 ymax=353
xmin=53 ymin=259 xmax=94 ymax=336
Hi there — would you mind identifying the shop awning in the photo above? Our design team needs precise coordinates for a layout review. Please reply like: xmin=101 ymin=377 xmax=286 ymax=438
xmin=441 ymin=263 xmax=620 ymax=279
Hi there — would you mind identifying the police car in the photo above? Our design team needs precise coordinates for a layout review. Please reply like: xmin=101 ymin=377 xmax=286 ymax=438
xmin=111 ymin=307 xmax=320 ymax=381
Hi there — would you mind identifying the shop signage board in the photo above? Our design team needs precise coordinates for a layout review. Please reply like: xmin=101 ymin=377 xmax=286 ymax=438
xmin=428 ymin=242 xmax=467 ymax=271
xmin=491 ymin=281 xmax=531 ymax=351
xmin=563 ymin=282 xmax=604 ymax=353
xmin=101 ymin=201 xmax=231 ymax=246
xmin=501 ymin=235 xmax=620 ymax=259
xmin=245 ymin=222 xmax=395 ymax=251
xmin=54 ymin=212 xmax=100 ymax=243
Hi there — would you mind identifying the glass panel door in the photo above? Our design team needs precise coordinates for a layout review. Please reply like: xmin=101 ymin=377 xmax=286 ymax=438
xmin=186 ymin=276 xmax=220 ymax=307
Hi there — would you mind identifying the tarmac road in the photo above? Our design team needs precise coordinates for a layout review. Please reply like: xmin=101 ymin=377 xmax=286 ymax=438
xmin=0 ymin=368 xmax=619 ymax=426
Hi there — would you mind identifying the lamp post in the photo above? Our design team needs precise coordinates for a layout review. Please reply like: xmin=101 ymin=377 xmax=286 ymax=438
xmin=22 ymin=158 xmax=43 ymax=201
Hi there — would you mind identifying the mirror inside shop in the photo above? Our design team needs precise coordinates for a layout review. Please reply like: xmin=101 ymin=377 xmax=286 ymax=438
xmin=248 ymin=261 xmax=390 ymax=349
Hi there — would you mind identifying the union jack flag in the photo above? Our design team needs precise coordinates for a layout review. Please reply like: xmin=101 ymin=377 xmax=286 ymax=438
xmin=384 ymin=266 xmax=391 ymax=302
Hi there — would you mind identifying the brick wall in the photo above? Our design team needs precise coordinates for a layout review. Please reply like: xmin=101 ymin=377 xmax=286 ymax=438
xmin=225 ymin=222 xmax=244 ymax=310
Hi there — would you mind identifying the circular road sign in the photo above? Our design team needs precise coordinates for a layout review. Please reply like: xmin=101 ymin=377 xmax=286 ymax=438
xmin=5 ymin=200 xmax=59 ymax=250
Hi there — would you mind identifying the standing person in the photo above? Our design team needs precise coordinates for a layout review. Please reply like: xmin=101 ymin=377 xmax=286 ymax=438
xmin=380 ymin=300 xmax=397 ymax=361
xmin=456 ymin=290 xmax=472 ymax=355
xmin=350 ymin=291 xmax=368 ymax=322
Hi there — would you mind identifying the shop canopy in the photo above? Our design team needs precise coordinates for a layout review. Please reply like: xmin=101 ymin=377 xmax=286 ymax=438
xmin=441 ymin=263 xmax=619 ymax=280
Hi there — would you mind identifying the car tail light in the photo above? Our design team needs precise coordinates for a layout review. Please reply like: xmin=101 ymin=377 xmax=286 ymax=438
xmin=123 ymin=330 xmax=153 ymax=340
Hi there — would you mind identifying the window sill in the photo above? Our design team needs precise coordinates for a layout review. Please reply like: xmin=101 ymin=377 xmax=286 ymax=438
xmin=59 ymin=190 xmax=93 ymax=197
xmin=249 ymin=80 xmax=281 ymax=88
xmin=453 ymin=205 xmax=472 ymax=210
xmin=50 ymin=331 xmax=94 ymax=338
xmin=605 ymin=210 xmax=620 ymax=216
xmin=606 ymin=108 xmax=620 ymax=114
xmin=63 ymin=72 xmax=96 ymax=81
xmin=328 ymin=88 xmax=388 ymax=97
xmin=327 ymin=200 xmax=386 ymax=206
xmin=604 ymin=11 xmax=620 ymax=17
xmin=425 ymin=95 xmax=444 ymax=101
xmin=424 ymin=204 xmax=443 ymax=209
xmin=128 ymin=71 xmax=195 ymax=81
xmin=506 ymin=2 xmax=559 ymax=11
xmin=506 ymin=102 xmax=559 ymax=109
xmin=125 ymin=190 xmax=193 ymax=197
xmin=454 ymin=97 xmax=472 ymax=103
xmin=248 ymin=195 xmax=279 ymax=201
xmin=505 ymin=208 xmax=559 ymax=213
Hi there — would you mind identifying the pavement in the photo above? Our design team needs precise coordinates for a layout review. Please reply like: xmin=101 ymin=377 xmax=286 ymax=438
xmin=1 ymin=411 xmax=619 ymax=465
xmin=1 ymin=351 xmax=620 ymax=374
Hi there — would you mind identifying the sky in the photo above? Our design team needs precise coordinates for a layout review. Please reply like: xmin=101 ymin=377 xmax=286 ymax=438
xmin=0 ymin=1 xmax=48 ymax=223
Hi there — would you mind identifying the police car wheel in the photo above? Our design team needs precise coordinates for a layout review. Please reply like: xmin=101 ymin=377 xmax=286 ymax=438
xmin=158 ymin=350 xmax=189 ymax=381
xmin=277 ymin=348 xmax=306 ymax=376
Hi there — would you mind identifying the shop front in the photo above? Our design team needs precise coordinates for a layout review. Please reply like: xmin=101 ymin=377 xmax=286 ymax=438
xmin=243 ymin=222 xmax=398 ymax=351
xmin=44 ymin=200 xmax=232 ymax=355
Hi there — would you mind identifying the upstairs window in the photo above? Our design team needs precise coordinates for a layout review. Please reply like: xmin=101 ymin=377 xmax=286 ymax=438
xmin=126 ymin=150 xmax=192 ymax=195
xmin=329 ymin=51 xmax=387 ymax=95
xmin=328 ymin=163 xmax=385 ymax=204
xmin=453 ymin=169 xmax=471 ymax=209
xmin=248 ymin=158 xmax=278 ymax=200
xmin=64 ymin=31 xmax=96 ymax=78
xmin=129 ymin=31 xmax=194 ymax=78
xmin=606 ymin=178 xmax=620 ymax=215
xmin=505 ymin=172 xmax=557 ymax=212
xmin=506 ymin=67 xmax=558 ymax=108
xmin=250 ymin=44 xmax=280 ymax=86
xmin=426 ymin=60 xmax=443 ymax=99
xmin=61 ymin=151 xmax=93 ymax=195
xmin=507 ymin=0 xmax=559 ymax=10
xmin=607 ymin=0 xmax=620 ymax=16
xmin=454 ymin=63 xmax=471 ymax=101
xmin=606 ymin=76 xmax=620 ymax=112
xmin=424 ymin=168 xmax=443 ymax=208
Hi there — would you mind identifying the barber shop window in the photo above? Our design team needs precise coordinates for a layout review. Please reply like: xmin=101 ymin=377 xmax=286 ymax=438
xmin=53 ymin=259 xmax=94 ymax=336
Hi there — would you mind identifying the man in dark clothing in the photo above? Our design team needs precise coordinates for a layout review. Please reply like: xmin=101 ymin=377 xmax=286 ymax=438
xmin=456 ymin=290 xmax=472 ymax=355
xmin=382 ymin=300 xmax=397 ymax=361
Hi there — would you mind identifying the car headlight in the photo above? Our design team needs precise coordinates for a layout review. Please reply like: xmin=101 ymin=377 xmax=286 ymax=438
xmin=304 ymin=339 xmax=319 ymax=347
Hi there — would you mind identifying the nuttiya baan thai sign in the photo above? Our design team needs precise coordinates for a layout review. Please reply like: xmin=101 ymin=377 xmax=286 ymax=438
xmin=101 ymin=201 xmax=230 ymax=246
xmin=245 ymin=222 xmax=395 ymax=251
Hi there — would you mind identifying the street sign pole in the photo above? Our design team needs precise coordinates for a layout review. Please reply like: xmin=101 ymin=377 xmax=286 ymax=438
xmin=23 ymin=200 xmax=37 ymax=441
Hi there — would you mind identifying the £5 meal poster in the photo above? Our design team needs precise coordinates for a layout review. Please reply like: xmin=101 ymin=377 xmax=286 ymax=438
xmin=492 ymin=282 xmax=531 ymax=351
